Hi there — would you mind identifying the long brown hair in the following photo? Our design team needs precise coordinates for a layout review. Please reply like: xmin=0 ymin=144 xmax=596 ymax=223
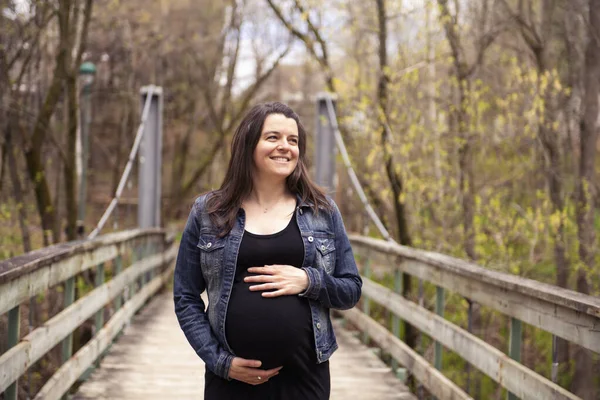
xmin=206 ymin=102 xmax=331 ymax=236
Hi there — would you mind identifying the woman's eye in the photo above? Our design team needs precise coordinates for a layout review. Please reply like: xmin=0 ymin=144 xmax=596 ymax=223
xmin=289 ymin=139 xmax=298 ymax=145
xmin=267 ymin=135 xmax=277 ymax=140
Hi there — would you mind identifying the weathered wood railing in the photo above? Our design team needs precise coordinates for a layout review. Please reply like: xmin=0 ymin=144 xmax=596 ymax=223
xmin=0 ymin=229 xmax=177 ymax=400
xmin=344 ymin=235 xmax=600 ymax=400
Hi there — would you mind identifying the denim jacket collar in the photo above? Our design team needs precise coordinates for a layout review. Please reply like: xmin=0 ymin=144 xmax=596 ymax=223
xmin=295 ymin=193 xmax=315 ymax=209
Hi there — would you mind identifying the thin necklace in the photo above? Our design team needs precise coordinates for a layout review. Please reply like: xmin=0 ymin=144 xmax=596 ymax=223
xmin=256 ymin=196 xmax=284 ymax=213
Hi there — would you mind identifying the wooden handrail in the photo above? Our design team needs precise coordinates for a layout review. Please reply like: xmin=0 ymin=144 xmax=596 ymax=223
xmin=347 ymin=234 xmax=600 ymax=400
xmin=0 ymin=228 xmax=168 ymax=284
xmin=349 ymin=235 xmax=600 ymax=318
xmin=0 ymin=229 xmax=170 ymax=316
xmin=0 ymin=229 xmax=176 ymax=400
xmin=350 ymin=235 xmax=600 ymax=354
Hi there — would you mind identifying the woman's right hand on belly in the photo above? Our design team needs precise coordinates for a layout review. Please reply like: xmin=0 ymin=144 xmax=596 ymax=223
xmin=228 ymin=357 xmax=283 ymax=385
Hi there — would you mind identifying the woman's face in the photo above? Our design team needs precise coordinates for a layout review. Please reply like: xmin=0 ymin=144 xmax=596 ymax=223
xmin=252 ymin=113 xmax=300 ymax=181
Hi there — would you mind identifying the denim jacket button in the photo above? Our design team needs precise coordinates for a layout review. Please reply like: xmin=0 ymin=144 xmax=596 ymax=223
xmin=207 ymin=242 xmax=212 ymax=248
xmin=319 ymin=350 xmax=322 ymax=357
xmin=308 ymin=236 xmax=314 ymax=242
xmin=316 ymin=322 xmax=321 ymax=330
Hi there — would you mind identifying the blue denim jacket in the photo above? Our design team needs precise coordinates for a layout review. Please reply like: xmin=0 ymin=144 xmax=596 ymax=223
xmin=173 ymin=192 xmax=362 ymax=379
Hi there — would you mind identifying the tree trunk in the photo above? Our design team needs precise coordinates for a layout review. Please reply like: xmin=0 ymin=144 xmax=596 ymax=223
xmin=24 ymin=0 xmax=74 ymax=245
xmin=375 ymin=0 xmax=416 ymax=373
xmin=572 ymin=1 xmax=599 ymax=398
xmin=170 ymin=100 xmax=197 ymax=218
xmin=6 ymin=124 xmax=32 ymax=253
xmin=437 ymin=1 xmax=493 ymax=395
xmin=533 ymin=39 xmax=573 ymax=377
xmin=0 ymin=133 xmax=6 ymax=194
xmin=24 ymin=143 xmax=58 ymax=246
xmin=65 ymin=74 xmax=78 ymax=240
xmin=62 ymin=0 xmax=93 ymax=240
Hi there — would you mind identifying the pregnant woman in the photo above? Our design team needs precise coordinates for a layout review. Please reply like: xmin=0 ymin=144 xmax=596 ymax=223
xmin=173 ymin=102 xmax=362 ymax=399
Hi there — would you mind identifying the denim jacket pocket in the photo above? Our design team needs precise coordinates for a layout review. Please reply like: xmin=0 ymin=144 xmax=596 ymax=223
xmin=197 ymin=234 xmax=226 ymax=280
xmin=315 ymin=237 xmax=336 ymax=274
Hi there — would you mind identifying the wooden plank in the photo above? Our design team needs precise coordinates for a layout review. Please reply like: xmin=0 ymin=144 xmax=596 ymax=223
xmin=349 ymin=236 xmax=600 ymax=318
xmin=0 ymin=244 xmax=177 ymax=393
xmin=73 ymin=293 xmax=416 ymax=400
xmin=35 ymin=265 xmax=175 ymax=400
xmin=330 ymin=318 xmax=416 ymax=400
xmin=361 ymin=278 xmax=581 ymax=400
xmin=350 ymin=238 xmax=600 ymax=354
xmin=341 ymin=307 xmax=471 ymax=400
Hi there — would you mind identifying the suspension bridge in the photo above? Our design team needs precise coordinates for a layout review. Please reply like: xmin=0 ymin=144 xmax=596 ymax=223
xmin=1 ymin=88 xmax=598 ymax=400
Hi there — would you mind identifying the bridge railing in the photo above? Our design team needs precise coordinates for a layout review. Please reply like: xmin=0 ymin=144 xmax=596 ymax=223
xmin=344 ymin=234 xmax=600 ymax=400
xmin=0 ymin=229 xmax=177 ymax=400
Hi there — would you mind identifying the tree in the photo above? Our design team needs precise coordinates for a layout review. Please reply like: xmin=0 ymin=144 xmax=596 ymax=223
xmin=499 ymin=0 xmax=575 ymax=379
xmin=572 ymin=1 xmax=599 ymax=398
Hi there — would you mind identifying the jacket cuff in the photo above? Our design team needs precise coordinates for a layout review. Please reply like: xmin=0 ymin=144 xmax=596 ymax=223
xmin=299 ymin=267 xmax=321 ymax=299
xmin=215 ymin=352 xmax=235 ymax=380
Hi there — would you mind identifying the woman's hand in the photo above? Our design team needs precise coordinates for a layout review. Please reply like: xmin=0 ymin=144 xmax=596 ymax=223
xmin=228 ymin=357 xmax=282 ymax=385
xmin=245 ymin=265 xmax=309 ymax=297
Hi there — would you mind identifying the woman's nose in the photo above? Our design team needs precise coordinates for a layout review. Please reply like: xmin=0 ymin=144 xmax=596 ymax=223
xmin=277 ymin=141 xmax=290 ymax=151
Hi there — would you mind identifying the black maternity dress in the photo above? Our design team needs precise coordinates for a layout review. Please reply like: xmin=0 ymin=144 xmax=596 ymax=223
xmin=204 ymin=212 xmax=330 ymax=399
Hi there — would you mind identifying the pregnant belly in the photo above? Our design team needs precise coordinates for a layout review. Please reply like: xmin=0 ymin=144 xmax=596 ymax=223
xmin=225 ymin=280 xmax=313 ymax=370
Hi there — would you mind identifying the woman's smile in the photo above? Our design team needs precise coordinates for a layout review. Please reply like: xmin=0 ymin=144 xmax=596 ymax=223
xmin=270 ymin=156 xmax=291 ymax=163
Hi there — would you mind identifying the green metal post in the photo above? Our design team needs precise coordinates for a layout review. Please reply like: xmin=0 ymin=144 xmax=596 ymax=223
xmin=95 ymin=263 xmax=105 ymax=333
xmin=362 ymin=256 xmax=371 ymax=344
xmin=113 ymin=256 xmax=123 ymax=310
xmin=6 ymin=306 xmax=20 ymax=400
xmin=145 ymin=240 xmax=152 ymax=284
xmin=434 ymin=286 xmax=445 ymax=371
xmin=61 ymin=277 xmax=75 ymax=363
xmin=507 ymin=317 xmax=522 ymax=400
xmin=131 ymin=242 xmax=139 ymax=297
xmin=391 ymin=268 xmax=403 ymax=371
xmin=95 ymin=263 xmax=105 ymax=368
xmin=139 ymin=240 xmax=147 ymax=288
xmin=60 ymin=277 xmax=75 ymax=399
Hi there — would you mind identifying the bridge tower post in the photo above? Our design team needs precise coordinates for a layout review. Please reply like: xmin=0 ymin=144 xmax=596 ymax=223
xmin=315 ymin=93 xmax=337 ymax=193
xmin=138 ymin=85 xmax=163 ymax=229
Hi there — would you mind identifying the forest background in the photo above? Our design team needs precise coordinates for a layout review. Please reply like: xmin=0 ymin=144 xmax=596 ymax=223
xmin=0 ymin=0 xmax=599 ymax=399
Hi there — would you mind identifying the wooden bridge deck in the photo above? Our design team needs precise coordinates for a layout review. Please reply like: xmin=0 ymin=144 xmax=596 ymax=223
xmin=74 ymin=292 xmax=415 ymax=399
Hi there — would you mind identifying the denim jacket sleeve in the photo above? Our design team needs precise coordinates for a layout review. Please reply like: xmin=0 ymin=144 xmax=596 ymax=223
xmin=173 ymin=200 xmax=234 ymax=379
xmin=300 ymin=198 xmax=362 ymax=309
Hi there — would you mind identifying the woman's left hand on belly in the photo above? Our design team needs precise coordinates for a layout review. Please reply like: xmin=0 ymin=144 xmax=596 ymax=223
xmin=245 ymin=265 xmax=309 ymax=297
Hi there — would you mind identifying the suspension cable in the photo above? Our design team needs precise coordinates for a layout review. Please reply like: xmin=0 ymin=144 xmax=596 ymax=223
xmin=88 ymin=86 xmax=156 ymax=239
xmin=323 ymin=96 xmax=394 ymax=243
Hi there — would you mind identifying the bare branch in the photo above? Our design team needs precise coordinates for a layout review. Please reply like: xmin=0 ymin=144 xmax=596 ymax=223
xmin=292 ymin=0 xmax=329 ymax=70
xmin=265 ymin=0 xmax=324 ymax=70
xmin=219 ymin=1 xmax=242 ymax=124
xmin=227 ymin=41 xmax=293 ymax=133
xmin=498 ymin=0 xmax=542 ymax=53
